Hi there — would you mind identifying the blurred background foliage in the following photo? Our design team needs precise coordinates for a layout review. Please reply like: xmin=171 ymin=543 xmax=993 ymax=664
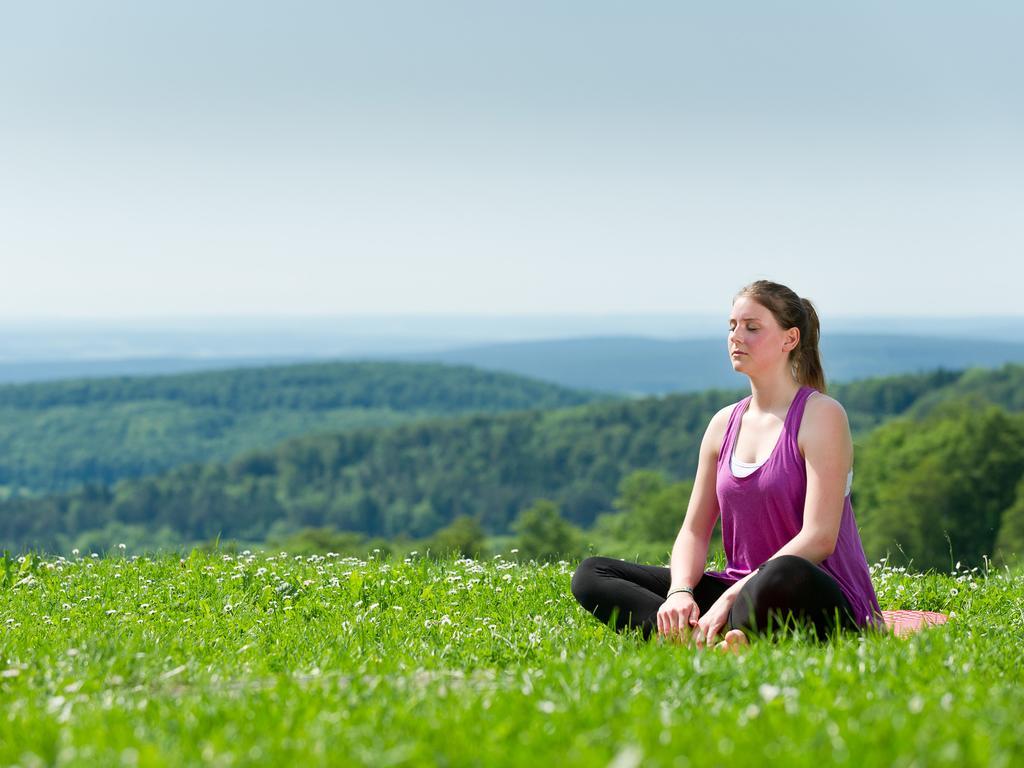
xmin=2 ymin=362 xmax=1024 ymax=572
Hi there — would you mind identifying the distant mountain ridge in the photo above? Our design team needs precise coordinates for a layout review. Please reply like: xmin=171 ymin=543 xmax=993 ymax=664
xmin=401 ymin=334 xmax=1024 ymax=395
xmin=2 ymin=333 xmax=1021 ymax=395
xmin=3 ymin=313 xmax=1022 ymax=365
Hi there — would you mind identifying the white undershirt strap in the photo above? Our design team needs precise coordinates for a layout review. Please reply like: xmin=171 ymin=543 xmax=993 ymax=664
xmin=730 ymin=441 xmax=853 ymax=495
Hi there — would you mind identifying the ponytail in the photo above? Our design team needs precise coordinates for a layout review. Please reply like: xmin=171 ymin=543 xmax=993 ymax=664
xmin=793 ymin=297 xmax=826 ymax=394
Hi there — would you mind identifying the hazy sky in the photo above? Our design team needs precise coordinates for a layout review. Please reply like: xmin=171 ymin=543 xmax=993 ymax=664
xmin=2 ymin=2 xmax=1021 ymax=318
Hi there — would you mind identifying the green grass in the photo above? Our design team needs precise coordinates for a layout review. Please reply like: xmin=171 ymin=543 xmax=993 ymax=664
xmin=0 ymin=549 xmax=1021 ymax=767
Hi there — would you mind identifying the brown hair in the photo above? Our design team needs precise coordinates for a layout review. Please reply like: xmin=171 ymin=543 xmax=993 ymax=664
xmin=734 ymin=279 xmax=827 ymax=394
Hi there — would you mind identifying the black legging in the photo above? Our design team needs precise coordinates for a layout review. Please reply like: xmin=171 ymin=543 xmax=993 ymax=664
xmin=570 ymin=554 xmax=860 ymax=642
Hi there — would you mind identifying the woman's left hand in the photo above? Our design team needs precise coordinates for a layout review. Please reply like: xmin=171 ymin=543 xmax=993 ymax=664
xmin=693 ymin=591 xmax=737 ymax=650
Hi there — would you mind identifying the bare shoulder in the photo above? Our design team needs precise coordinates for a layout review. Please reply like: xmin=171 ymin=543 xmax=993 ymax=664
xmin=799 ymin=391 xmax=851 ymax=451
xmin=704 ymin=401 xmax=740 ymax=460
xmin=804 ymin=391 xmax=849 ymax=422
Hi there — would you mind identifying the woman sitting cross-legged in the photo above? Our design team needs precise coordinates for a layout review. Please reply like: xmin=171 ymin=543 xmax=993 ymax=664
xmin=571 ymin=279 xmax=885 ymax=651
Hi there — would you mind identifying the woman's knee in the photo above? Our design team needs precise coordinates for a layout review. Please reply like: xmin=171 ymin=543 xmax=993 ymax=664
xmin=737 ymin=556 xmax=819 ymax=616
xmin=755 ymin=555 xmax=817 ymax=590
xmin=741 ymin=556 xmax=850 ymax=637
xmin=759 ymin=554 xmax=816 ymax=575
xmin=570 ymin=556 xmax=606 ymax=604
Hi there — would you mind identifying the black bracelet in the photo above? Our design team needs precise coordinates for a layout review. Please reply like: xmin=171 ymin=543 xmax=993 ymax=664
xmin=667 ymin=586 xmax=694 ymax=599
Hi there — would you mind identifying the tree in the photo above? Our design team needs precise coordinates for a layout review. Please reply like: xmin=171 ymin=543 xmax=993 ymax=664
xmin=428 ymin=515 xmax=486 ymax=559
xmin=994 ymin=475 xmax=1024 ymax=565
xmin=268 ymin=526 xmax=368 ymax=556
xmin=513 ymin=499 xmax=583 ymax=562
xmin=856 ymin=402 xmax=1024 ymax=570
xmin=613 ymin=470 xmax=693 ymax=543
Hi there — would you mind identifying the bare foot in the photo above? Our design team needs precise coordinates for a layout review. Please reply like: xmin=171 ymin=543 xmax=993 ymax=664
xmin=714 ymin=629 xmax=748 ymax=654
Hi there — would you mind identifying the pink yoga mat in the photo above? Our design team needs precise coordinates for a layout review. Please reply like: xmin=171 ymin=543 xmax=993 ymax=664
xmin=881 ymin=610 xmax=949 ymax=637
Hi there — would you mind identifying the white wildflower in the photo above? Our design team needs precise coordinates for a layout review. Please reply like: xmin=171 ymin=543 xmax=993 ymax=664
xmin=758 ymin=684 xmax=781 ymax=702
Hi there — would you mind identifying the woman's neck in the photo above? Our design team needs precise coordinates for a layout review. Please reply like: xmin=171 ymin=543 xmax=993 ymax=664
xmin=746 ymin=376 xmax=802 ymax=415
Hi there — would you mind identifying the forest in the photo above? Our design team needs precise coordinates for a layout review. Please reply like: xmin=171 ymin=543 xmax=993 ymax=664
xmin=2 ymin=362 xmax=1022 ymax=570
xmin=0 ymin=360 xmax=607 ymax=494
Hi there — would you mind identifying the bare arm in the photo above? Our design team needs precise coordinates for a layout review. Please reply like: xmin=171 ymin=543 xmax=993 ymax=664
xmin=657 ymin=406 xmax=731 ymax=639
xmin=668 ymin=406 xmax=730 ymax=591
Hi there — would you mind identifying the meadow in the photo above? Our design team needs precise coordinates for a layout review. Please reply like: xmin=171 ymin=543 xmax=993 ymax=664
xmin=1 ymin=549 xmax=1021 ymax=767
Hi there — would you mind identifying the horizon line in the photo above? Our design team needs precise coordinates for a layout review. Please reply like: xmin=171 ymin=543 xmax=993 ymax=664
xmin=1 ymin=311 xmax=1020 ymax=322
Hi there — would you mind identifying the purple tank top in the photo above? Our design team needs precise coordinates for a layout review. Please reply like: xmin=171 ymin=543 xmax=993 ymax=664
xmin=705 ymin=385 xmax=884 ymax=629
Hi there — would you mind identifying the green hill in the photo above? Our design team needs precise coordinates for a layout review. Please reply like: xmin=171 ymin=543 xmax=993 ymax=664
xmin=6 ymin=365 xmax=1008 ymax=555
xmin=0 ymin=361 xmax=609 ymax=495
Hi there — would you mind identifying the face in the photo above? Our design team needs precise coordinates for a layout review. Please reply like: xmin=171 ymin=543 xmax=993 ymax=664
xmin=728 ymin=295 xmax=799 ymax=374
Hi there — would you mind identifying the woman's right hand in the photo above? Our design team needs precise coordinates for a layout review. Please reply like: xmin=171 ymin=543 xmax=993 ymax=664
xmin=657 ymin=593 xmax=700 ymax=642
